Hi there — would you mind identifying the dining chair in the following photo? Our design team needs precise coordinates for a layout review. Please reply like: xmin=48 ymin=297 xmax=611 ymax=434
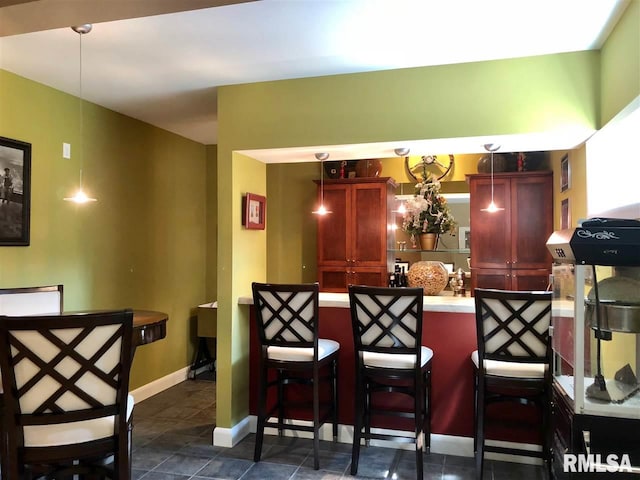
xmin=252 ymin=282 xmax=340 ymax=470
xmin=0 ymin=284 xmax=64 ymax=479
xmin=348 ymin=285 xmax=432 ymax=479
xmin=0 ymin=308 xmax=134 ymax=479
xmin=471 ymin=288 xmax=552 ymax=480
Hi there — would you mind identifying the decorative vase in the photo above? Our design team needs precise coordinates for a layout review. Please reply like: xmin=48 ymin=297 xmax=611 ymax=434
xmin=407 ymin=261 xmax=449 ymax=295
xmin=355 ymin=159 xmax=383 ymax=178
xmin=419 ymin=233 xmax=438 ymax=250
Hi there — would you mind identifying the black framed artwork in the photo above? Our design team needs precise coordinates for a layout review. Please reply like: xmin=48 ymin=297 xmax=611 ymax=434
xmin=560 ymin=154 xmax=570 ymax=192
xmin=0 ymin=136 xmax=31 ymax=246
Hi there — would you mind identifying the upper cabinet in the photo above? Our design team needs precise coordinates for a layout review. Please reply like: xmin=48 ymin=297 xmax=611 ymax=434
xmin=468 ymin=171 xmax=553 ymax=291
xmin=316 ymin=177 xmax=396 ymax=292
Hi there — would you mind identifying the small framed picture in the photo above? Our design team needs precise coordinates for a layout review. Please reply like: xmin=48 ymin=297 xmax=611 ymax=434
xmin=458 ymin=227 xmax=470 ymax=250
xmin=243 ymin=193 xmax=266 ymax=230
xmin=395 ymin=261 xmax=410 ymax=274
xmin=560 ymin=154 xmax=570 ymax=192
xmin=0 ymin=136 xmax=31 ymax=246
xmin=561 ymin=198 xmax=570 ymax=230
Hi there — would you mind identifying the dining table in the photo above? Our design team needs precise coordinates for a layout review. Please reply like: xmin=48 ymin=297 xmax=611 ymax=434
xmin=133 ymin=309 xmax=168 ymax=347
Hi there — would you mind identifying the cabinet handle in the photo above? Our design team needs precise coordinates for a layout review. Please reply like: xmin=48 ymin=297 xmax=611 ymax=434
xmin=506 ymin=260 xmax=510 ymax=265
xmin=512 ymin=260 xmax=517 ymax=264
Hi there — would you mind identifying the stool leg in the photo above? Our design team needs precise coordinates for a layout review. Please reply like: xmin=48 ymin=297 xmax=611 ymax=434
xmin=415 ymin=372 xmax=424 ymax=479
xmin=277 ymin=369 xmax=285 ymax=437
xmin=475 ymin=378 xmax=485 ymax=480
xmin=254 ymin=363 xmax=267 ymax=462
xmin=332 ymin=356 xmax=339 ymax=442
xmin=351 ymin=368 xmax=363 ymax=475
xmin=312 ymin=365 xmax=320 ymax=470
xmin=424 ymin=368 xmax=431 ymax=453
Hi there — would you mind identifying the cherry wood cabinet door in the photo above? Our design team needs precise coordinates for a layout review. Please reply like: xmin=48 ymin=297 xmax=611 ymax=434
xmin=317 ymin=184 xmax=350 ymax=266
xmin=350 ymin=182 xmax=388 ymax=267
xmin=511 ymin=269 xmax=551 ymax=291
xmin=469 ymin=171 xmax=553 ymax=292
xmin=510 ymin=174 xmax=553 ymax=269
xmin=469 ymin=176 xmax=511 ymax=269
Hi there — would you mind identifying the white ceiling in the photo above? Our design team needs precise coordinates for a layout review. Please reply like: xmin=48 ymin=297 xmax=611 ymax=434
xmin=0 ymin=0 xmax=630 ymax=162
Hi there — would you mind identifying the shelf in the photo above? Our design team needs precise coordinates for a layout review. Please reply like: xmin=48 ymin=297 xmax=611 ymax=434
xmin=389 ymin=249 xmax=470 ymax=254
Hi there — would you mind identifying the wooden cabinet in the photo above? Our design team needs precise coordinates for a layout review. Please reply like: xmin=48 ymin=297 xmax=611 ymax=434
xmin=468 ymin=171 xmax=553 ymax=292
xmin=316 ymin=177 xmax=396 ymax=292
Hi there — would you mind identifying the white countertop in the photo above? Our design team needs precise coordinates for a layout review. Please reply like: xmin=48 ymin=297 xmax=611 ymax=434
xmin=238 ymin=292 xmax=476 ymax=313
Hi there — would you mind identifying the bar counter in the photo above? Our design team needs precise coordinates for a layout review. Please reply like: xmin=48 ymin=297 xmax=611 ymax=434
xmin=242 ymin=292 xmax=483 ymax=440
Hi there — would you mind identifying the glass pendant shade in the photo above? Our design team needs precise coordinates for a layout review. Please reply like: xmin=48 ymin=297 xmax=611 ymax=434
xmin=64 ymin=24 xmax=97 ymax=204
xmin=480 ymin=143 xmax=504 ymax=213
xmin=312 ymin=152 xmax=331 ymax=215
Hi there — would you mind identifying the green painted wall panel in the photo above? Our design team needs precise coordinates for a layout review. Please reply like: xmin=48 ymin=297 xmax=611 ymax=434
xmin=0 ymin=69 xmax=207 ymax=389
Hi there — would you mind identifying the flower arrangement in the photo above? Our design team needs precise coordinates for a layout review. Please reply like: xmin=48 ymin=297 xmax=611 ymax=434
xmin=401 ymin=172 xmax=456 ymax=239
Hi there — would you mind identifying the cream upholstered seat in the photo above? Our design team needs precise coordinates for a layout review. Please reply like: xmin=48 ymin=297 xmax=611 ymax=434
xmin=470 ymin=350 xmax=546 ymax=379
xmin=0 ymin=309 xmax=134 ymax=479
xmin=252 ymin=282 xmax=339 ymax=471
xmin=348 ymin=285 xmax=433 ymax=480
xmin=472 ymin=288 xmax=552 ymax=480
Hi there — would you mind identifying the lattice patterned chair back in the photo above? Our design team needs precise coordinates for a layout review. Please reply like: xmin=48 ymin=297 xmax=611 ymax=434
xmin=0 ymin=309 xmax=134 ymax=479
xmin=253 ymin=283 xmax=318 ymax=352
xmin=475 ymin=289 xmax=552 ymax=368
xmin=349 ymin=285 xmax=423 ymax=360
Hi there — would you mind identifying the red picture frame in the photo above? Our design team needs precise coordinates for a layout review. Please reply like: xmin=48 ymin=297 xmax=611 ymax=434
xmin=243 ymin=193 xmax=266 ymax=230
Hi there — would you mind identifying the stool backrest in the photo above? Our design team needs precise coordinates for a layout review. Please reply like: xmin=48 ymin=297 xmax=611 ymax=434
xmin=0 ymin=309 xmax=133 ymax=450
xmin=474 ymin=288 xmax=552 ymax=365
xmin=349 ymin=285 xmax=424 ymax=357
xmin=252 ymin=282 xmax=319 ymax=349
xmin=0 ymin=284 xmax=63 ymax=315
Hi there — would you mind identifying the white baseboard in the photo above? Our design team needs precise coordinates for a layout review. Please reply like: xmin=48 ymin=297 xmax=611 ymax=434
xmin=235 ymin=415 xmax=541 ymax=465
xmin=213 ymin=416 xmax=251 ymax=448
xmin=130 ymin=366 xmax=190 ymax=403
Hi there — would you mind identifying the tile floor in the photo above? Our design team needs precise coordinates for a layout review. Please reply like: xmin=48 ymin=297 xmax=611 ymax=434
xmin=132 ymin=375 xmax=549 ymax=479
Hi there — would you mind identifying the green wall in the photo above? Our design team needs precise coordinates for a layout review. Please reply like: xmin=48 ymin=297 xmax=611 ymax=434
xmin=0 ymin=69 xmax=208 ymax=389
xmin=215 ymin=50 xmax=604 ymax=430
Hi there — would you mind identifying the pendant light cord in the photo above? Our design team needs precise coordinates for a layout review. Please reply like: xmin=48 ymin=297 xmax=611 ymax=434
xmin=78 ymin=28 xmax=84 ymax=190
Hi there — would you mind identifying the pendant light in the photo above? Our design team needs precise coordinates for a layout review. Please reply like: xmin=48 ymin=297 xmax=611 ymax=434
xmin=392 ymin=148 xmax=410 ymax=214
xmin=480 ymin=143 xmax=503 ymax=213
xmin=64 ymin=24 xmax=97 ymax=204
xmin=312 ymin=152 xmax=331 ymax=215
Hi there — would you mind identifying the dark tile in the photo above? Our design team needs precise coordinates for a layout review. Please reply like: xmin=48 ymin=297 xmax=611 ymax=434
xmin=492 ymin=460 xmax=547 ymax=480
xmin=153 ymin=452 xmax=212 ymax=476
xmin=445 ymin=454 xmax=476 ymax=469
xmin=132 ymin=446 xmax=175 ymax=470
xmin=134 ymin=472 xmax=191 ymax=480
xmin=192 ymin=456 xmax=254 ymax=479
xmin=300 ymin=449 xmax=350 ymax=472
xmin=291 ymin=467 xmax=343 ymax=479
xmin=145 ymin=431 xmax=202 ymax=452
xmin=237 ymin=461 xmax=298 ymax=479
xmin=442 ymin=463 xmax=484 ymax=480
xmin=132 ymin=468 xmax=148 ymax=480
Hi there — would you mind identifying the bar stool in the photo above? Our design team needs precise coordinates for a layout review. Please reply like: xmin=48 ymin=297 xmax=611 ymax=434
xmin=252 ymin=282 xmax=339 ymax=470
xmin=348 ymin=285 xmax=432 ymax=479
xmin=471 ymin=288 xmax=552 ymax=480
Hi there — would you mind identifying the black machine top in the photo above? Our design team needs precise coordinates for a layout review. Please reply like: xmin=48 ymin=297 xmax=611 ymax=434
xmin=546 ymin=218 xmax=640 ymax=266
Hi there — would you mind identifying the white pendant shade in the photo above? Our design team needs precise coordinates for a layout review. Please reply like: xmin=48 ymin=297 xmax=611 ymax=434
xmin=312 ymin=152 xmax=332 ymax=215
xmin=480 ymin=143 xmax=504 ymax=213
xmin=65 ymin=24 xmax=97 ymax=204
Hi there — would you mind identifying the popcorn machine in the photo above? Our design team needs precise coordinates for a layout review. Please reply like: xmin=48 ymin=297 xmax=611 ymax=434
xmin=547 ymin=218 xmax=640 ymax=477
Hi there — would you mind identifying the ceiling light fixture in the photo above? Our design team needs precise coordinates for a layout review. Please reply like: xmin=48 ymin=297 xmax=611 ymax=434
xmin=64 ymin=24 xmax=97 ymax=204
xmin=312 ymin=152 xmax=331 ymax=215
xmin=480 ymin=143 xmax=504 ymax=213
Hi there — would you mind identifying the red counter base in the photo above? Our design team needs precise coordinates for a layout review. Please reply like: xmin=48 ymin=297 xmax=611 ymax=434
xmin=249 ymin=306 xmax=539 ymax=444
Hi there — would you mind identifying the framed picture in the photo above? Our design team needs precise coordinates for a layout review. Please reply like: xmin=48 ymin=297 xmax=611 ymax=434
xmin=458 ymin=227 xmax=470 ymax=250
xmin=243 ymin=193 xmax=266 ymax=230
xmin=395 ymin=261 xmax=410 ymax=274
xmin=560 ymin=154 xmax=570 ymax=192
xmin=561 ymin=198 xmax=570 ymax=230
xmin=0 ymin=136 xmax=31 ymax=246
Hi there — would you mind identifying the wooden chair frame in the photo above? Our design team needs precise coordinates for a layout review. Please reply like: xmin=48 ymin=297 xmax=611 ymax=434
xmin=252 ymin=282 xmax=339 ymax=470
xmin=473 ymin=288 xmax=552 ymax=480
xmin=0 ymin=309 xmax=134 ymax=479
xmin=0 ymin=284 xmax=64 ymax=479
xmin=348 ymin=285 xmax=432 ymax=479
